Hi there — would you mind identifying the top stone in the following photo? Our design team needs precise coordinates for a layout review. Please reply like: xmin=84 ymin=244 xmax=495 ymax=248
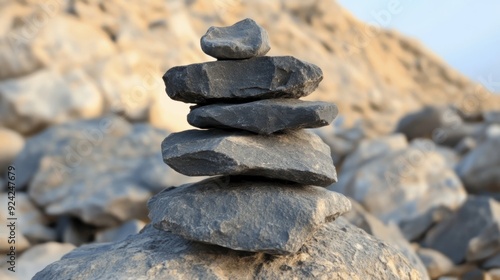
xmin=201 ymin=18 xmax=271 ymax=60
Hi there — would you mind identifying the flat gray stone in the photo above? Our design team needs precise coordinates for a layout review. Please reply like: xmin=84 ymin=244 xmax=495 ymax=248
xmin=33 ymin=218 xmax=425 ymax=280
xmin=201 ymin=18 xmax=270 ymax=59
xmin=148 ymin=176 xmax=351 ymax=254
xmin=187 ymin=99 xmax=337 ymax=134
xmin=423 ymin=196 xmax=500 ymax=264
xmin=162 ymin=129 xmax=337 ymax=186
xmin=164 ymin=56 xmax=323 ymax=104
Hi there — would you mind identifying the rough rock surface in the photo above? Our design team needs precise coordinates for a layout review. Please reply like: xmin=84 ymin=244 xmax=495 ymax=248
xmin=337 ymin=140 xmax=467 ymax=228
xmin=188 ymin=99 xmax=337 ymax=134
xmin=164 ymin=56 xmax=323 ymax=103
xmin=14 ymin=116 xmax=190 ymax=226
xmin=201 ymin=18 xmax=270 ymax=59
xmin=0 ymin=69 xmax=103 ymax=135
xmin=148 ymin=176 xmax=351 ymax=254
xmin=162 ymin=129 xmax=337 ymax=186
xmin=456 ymin=136 xmax=500 ymax=193
xmin=344 ymin=199 xmax=429 ymax=279
xmin=423 ymin=196 xmax=500 ymax=264
xmin=34 ymin=218 xmax=424 ymax=280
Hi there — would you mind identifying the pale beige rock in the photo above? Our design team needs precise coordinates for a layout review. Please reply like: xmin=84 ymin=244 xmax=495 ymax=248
xmin=0 ymin=68 xmax=103 ymax=135
xmin=0 ymin=128 xmax=24 ymax=171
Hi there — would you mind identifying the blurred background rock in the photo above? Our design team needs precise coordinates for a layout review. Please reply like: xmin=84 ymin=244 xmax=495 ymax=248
xmin=0 ymin=0 xmax=499 ymax=279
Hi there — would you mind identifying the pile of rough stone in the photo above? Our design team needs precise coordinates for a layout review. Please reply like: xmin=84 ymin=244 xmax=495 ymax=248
xmin=34 ymin=19 xmax=424 ymax=279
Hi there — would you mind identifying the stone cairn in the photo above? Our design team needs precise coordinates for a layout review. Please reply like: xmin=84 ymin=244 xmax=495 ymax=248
xmin=148 ymin=18 xmax=352 ymax=255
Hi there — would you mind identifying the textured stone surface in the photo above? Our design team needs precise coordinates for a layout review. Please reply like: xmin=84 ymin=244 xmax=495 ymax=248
xmin=0 ymin=68 xmax=103 ymax=135
xmin=336 ymin=140 xmax=466 ymax=227
xmin=456 ymin=136 xmax=500 ymax=193
xmin=344 ymin=199 xmax=429 ymax=279
xmin=164 ymin=56 xmax=323 ymax=103
xmin=162 ymin=129 xmax=336 ymax=186
xmin=201 ymin=18 xmax=270 ymax=59
xmin=148 ymin=176 xmax=351 ymax=254
xmin=188 ymin=99 xmax=337 ymax=134
xmin=423 ymin=196 xmax=500 ymax=264
xmin=34 ymin=218 xmax=424 ymax=280
xmin=13 ymin=116 xmax=190 ymax=226
xmin=417 ymin=248 xmax=454 ymax=279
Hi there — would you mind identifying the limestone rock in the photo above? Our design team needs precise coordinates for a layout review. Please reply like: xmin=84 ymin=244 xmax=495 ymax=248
xmin=423 ymin=196 xmax=500 ymax=264
xmin=0 ymin=68 xmax=103 ymax=135
xmin=34 ymin=218 xmax=425 ymax=280
xmin=148 ymin=176 xmax=351 ymax=254
xmin=0 ymin=128 xmax=24 ymax=171
xmin=201 ymin=18 xmax=270 ymax=59
xmin=162 ymin=129 xmax=337 ymax=186
xmin=13 ymin=116 xmax=190 ymax=226
xmin=337 ymin=140 xmax=466 ymax=229
xmin=164 ymin=56 xmax=323 ymax=104
xmin=188 ymin=99 xmax=337 ymax=134
xmin=417 ymin=248 xmax=454 ymax=279
xmin=344 ymin=199 xmax=428 ymax=279
xmin=456 ymin=136 xmax=500 ymax=193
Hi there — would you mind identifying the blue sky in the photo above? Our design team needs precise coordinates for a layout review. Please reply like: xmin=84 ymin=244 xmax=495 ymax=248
xmin=337 ymin=0 xmax=500 ymax=91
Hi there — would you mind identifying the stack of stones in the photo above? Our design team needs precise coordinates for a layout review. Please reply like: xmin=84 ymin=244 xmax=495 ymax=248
xmin=148 ymin=18 xmax=352 ymax=255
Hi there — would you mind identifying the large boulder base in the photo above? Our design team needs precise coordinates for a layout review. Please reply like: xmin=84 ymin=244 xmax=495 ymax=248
xmin=164 ymin=56 xmax=323 ymax=104
xmin=188 ymin=99 xmax=337 ymax=134
xmin=148 ymin=176 xmax=351 ymax=254
xmin=33 ymin=218 xmax=424 ymax=280
xmin=201 ymin=18 xmax=270 ymax=60
xmin=162 ymin=129 xmax=337 ymax=186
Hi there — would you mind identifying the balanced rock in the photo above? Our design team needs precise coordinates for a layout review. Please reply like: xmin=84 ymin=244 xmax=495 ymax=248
xmin=162 ymin=129 xmax=337 ymax=186
xmin=164 ymin=56 xmax=323 ymax=103
xmin=201 ymin=18 xmax=270 ymax=60
xmin=188 ymin=99 xmax=337 ymax=134
xmin=34 ymin=218 xmax=425 ymax=280
xmin=148 ymin=176 xmax=351 ymax=255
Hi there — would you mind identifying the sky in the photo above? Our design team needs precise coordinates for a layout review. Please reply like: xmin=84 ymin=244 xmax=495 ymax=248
xmin=337 ymin=0 xmax=500 ymax=92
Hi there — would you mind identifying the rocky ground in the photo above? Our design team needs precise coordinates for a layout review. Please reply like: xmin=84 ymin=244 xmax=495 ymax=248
xmin=0 ymin=0 xmax=500 ymax=279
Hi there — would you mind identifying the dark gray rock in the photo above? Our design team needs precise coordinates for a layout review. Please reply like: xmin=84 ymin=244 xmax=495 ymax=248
xmin=201 ymin=18 xmax=270 ymax=60
xmin=416 ymin=248 xmax=454 ymax=279
xmin=148 ymin=176 xmax=351 ymax=254
xmin=164 ymin=56 xmax=323 ymax=104
xmin=395 ymin=106 xmax=463 ymax=144
xmin=482 ymin=252 xmax=500 ymax=270
xmin=95 ymin=220 xmax=146 ymax=243
xmin=456 ymin=136 xmax=500 ymax=193
xmin=33 ymin=218 xmax=425 ymax=280
xmin=423 ymin=196 xmax=500 ymax=264
xmin=466 ymin=222 xmax=500 ymax=262
xmin=484 ymin=111 xmax=500 ymax=124
xmin=162 ymin=129 xmax=337 ymax=186
xmin=188 ymin=99 xmax=337 ymax=134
